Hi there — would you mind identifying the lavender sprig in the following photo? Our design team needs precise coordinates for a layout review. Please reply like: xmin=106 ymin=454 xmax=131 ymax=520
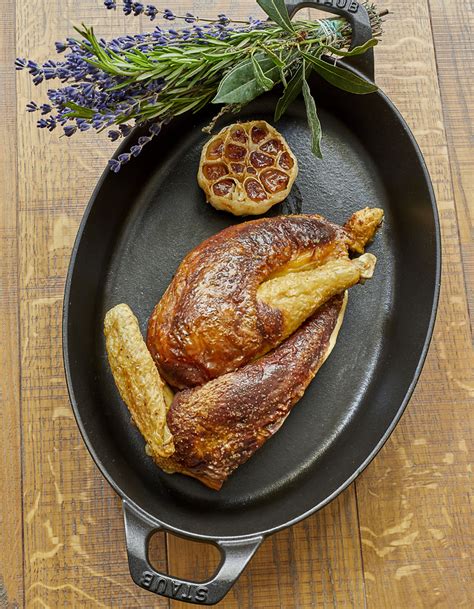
xmin=104 ymin=1 xmax=249 ymax=25
xmin=17 ymin=1 xmax=384 ymax=171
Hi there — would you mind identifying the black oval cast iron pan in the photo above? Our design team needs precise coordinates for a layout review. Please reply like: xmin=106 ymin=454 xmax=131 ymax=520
xmin=63 ymin=1 xmax=441 ymax=604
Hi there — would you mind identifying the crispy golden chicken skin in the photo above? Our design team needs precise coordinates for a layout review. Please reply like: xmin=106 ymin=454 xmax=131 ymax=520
xmin=163 ymin=293 xmax=347 ymax=489
xmin=105 ymin=296 xmax=346 ymax=490
xmin=147 ymin=209 xmax=383 ymax=389
xmin=105 ymin=209 xmax=383 ymax=490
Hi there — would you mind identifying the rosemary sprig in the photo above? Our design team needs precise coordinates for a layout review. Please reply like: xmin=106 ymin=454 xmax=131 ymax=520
xmin=16 ymin=0 xmax=386 ymax=172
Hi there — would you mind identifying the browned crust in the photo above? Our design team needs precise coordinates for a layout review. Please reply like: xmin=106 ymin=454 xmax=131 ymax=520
xmin=147 ymin=214 xmax=350 ymax=389
xmin=344 ymin=207 xmax=384 ymax=254
xmin=161 ymin=293 xmax=346 ymax=490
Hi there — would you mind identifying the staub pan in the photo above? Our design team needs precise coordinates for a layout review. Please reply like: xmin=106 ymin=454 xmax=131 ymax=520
xmin=63 ymin=0 xmax=441 ymax=604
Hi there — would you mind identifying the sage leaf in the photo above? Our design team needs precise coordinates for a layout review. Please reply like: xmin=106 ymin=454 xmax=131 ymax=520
xmin=301 ymin=52 xmax=378 ymax=94
xmin=213 ymin=54 xmax=280 ymax=104
xmin=274 ymin=62 xmax=311 ymax=122
xmin=323 ymin=38 xmax=378 ymax=57
xmin=302 ymin=73 xmax=322 ymax=159
xmin=257 ymin=0 xmax=295 ymax=33
xmin=251 ymin=54 xmax=274 ymax=91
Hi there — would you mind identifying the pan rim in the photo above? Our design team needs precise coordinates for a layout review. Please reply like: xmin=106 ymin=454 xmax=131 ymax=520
xmin=62 ymin=85 xmax=441 ymax=542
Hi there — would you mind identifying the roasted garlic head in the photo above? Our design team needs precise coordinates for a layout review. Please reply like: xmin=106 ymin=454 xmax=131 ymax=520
xmin=197 ymin=120 xmax=298 ymax=216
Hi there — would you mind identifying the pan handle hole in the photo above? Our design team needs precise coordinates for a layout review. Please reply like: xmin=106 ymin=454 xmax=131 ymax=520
xmin=148 ymin=531 xmax=221 ymax=581
xmin=306 ymin=8 xmax=333 ymax=21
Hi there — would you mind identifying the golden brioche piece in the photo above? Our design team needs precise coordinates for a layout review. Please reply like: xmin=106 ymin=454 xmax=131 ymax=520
xmin=197 ymin=120 xmax=298 ymax=216
xmin=147 ymin=210 xmax=383 ymax=389
xmin=104 ymin=304 xmax=174 ymax=458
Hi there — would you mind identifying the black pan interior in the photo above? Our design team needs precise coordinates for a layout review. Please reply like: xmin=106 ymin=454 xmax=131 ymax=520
xmin=64 ymin=72 xmax=439 ymax=539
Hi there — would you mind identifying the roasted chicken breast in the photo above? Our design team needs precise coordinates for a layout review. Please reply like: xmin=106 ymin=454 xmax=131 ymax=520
xmin=147 ymin=208 xmax=383 ymax=389
xmin=105 ymin=208 xmax=383 ymax=489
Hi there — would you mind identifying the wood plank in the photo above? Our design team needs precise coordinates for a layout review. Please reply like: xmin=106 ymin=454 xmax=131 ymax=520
xmin=0 ymin=1 xmax=24 ymax=607
xmin=168 ymin=489 xmax=366 ymax=609
xmin=428 ymin=0 xmax=474 ymax=334
xmin=354 ymin=1 xmax=474 ymax=607
xmin=15 ymin=2 xmax=169 ymax=607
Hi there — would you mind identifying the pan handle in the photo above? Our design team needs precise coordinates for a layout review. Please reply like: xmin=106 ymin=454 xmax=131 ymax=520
xmin=285 ymin=0 xmax=375 ymax=80
xmin=123 ymin=501 xmax=263 ymax=605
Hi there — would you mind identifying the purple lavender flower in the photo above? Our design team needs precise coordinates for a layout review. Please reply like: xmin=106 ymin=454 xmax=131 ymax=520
xmin=27 ymin=60 xmax=41 ymax=75
xmin=37 ymin=118 xmax=48 ymax=128
xmin=63 ymin=125 xmax=77 ymax=136
xmin=118 ymin=152 xmax=131 ymax=164
xmin=108 ymin=129 xmax=121 ymax=141
xmin=145 ymin=5 xmax=158 ymax=20
xmin=119 ymin=124 xmax=132 ymax=137
xmin=132 ymin=2 xmax=144 ymax=16
xmin=46 ymin=116 xmax=57 ymax=131
xmin=40 ymin=103 xmax=52 ymax=114
xmin=145 ymin=77 xmax=165 ymax=93
xmin=26 ymin=101 xmax=38 ymax=112
xmin=130 ymin=144 xmax=142 ymax=156
xmin=82 ymin=83 xmax=95 ymax=97
xmin=55 ymin=41 xmax=68 ymax=53
xmin=108 ymin=159 xmax=121 ymax=173
xmin=104 ymin=0 xmax=116 ymax=9
xmin=43 ymin=61 xmax=58 ymax=80
xmin=149 ymin=122 xmax=161 ymax=136
xmin=15 ymin=57 xmax=27 ymax=70
xmin=123 ymin=0 xmax=133 ymax=15
xmin=76 ymin=118 xmax=91 ymax=131
xmin=218 ymin=13 xmax=230 ymax=25
xmin=163 ymin=8 xmax=175 ymax=21
xmin=184 ymin=12 xmax=196 ymax=23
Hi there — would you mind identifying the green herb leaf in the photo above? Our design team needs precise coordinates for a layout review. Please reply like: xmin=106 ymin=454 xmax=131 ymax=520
xmin=260 ymin=45 xmax=285 ymax=68
xmin=64 ymin=101 xmax=95 ymax=118
xmin=274 ymin=61 xmax=310 ymax=122
xmin=212 ymin=54 xmax=280 ymax=104
xmin=256 ymin=0 xmax=295 ymax=33
xmin=301 ymin=52 xmax=378 ymax=94
xmin=323 ymin=38 xmax=377 ymax=57
xmin=251 ymin=53 xmax=274 ymax=91
xmin=301 ymin=70 xmax=322 ymax=159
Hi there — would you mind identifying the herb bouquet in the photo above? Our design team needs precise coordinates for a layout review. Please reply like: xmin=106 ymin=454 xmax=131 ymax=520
xmin=16 ymin=0 xmax=385 ymax=172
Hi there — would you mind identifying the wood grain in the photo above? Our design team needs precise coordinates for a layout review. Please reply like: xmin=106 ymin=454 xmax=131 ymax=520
xmin=354 ymin=1 xmax=474 ymax=607
xmin=1 ymin=0 xmax=472 ymax=608
xmin=428 ymin=0 xmax=474 ymax=335
xmin=15 ymin=2 xmax=168 ymax=607
xmin=168 ymin=490 xmax=366 ymax=609
xmin=0 ymin=0 xmax=23 ymax=607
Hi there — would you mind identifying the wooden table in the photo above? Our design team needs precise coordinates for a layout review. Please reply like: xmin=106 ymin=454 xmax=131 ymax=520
xmin=1 ymin=1 xmax=472 ymax=607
